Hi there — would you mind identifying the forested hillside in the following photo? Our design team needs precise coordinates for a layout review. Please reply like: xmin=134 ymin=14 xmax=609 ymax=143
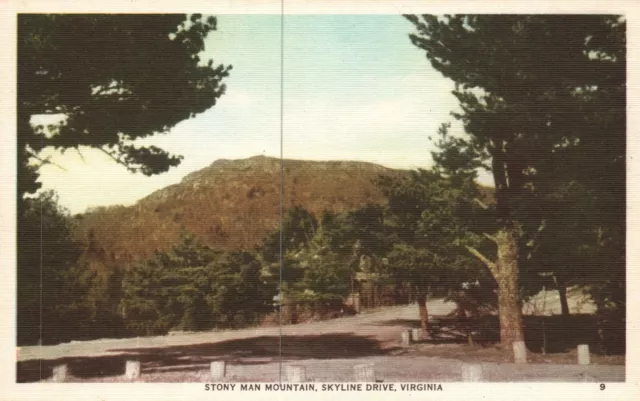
xmin=73 ymin=156 xmax=405 ymax=265
xmin=19 ymin=156 xmax=499 ymax=345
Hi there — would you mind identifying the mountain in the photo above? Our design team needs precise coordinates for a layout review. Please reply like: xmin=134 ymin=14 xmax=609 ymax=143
xmin=74 ymin=156 xmax=406 ymax=264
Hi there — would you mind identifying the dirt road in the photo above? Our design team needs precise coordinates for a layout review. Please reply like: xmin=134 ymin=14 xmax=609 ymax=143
xmin=17 ymin=300 xmax=624 ymax=382
xmin=19 ymin=300 xmax=456 ymax=362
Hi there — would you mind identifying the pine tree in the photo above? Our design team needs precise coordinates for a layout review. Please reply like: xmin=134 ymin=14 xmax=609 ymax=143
xmin=380 ymin=167 xmax=487 ymax=336
xmin=121 ymin=233 xmax=276 ymax=335
xmin=17 ymin=191 xmax=94 ymax=345
xmin=406 ymin=15 xmax=625 ymax=345
xmin=18 ymin=14 xmax=231 ymax=200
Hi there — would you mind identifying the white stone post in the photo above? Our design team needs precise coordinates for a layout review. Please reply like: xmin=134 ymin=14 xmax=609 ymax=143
xmin=577 ymin=344 xmax=591 ymax=365
xmin=353 ymin=363 xmax=376 ymax=382
xmin=513 ymin=340 xmax=527 ymax=364
xmin=411 ymin=328 xmax=422 ymax=342
xmin=286 ymin=365 xmax=307 ymax=383
xmin=125 ymin=360 xmax=141 ymax=380
xmin=210 ymin=361 xmax=226 ymax=379
xmin=401 ymin=330 xmax=411 ymax=347
xmin=461 ymin=364 xmax=483 ymax=381
xmin=52 ymin=364 xmax=68 ymax=382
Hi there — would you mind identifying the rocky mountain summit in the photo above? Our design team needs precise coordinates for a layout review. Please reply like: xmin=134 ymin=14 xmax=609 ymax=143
xmin=75 ymin=156 xmax=404 ymax=264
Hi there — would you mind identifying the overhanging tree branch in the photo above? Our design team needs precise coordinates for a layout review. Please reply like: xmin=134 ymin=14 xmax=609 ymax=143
xmin=26 ymin=149 xmax=67 ymax=171
xmin=99 ymin=147 xmax=136 ymax=173
xmin=483 ymin=232 xmax=498 ymax=243
xmin=473 ymin=197 xmax=490 ymax=210
xmin=466 ymin=245 xmax=499 ymax=277
xmin=18 ymin=14 xmax=230 ymax=199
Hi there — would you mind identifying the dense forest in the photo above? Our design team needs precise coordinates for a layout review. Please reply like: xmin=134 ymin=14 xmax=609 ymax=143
xmin=17 ymin=169 xmax=493 ymax=343
xmin=17 ymin=14 xmax=625 ymax=353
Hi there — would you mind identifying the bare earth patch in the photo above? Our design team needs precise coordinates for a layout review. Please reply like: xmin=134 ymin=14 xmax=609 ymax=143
xmin=17 ymin=300 xmax=624 ymax=383
xmin=409 ymin=343 xmax=624 ymax=366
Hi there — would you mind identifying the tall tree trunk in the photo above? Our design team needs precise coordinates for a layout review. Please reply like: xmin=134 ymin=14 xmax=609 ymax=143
xmin=466 ymin=229 xmax=525 ymax=347
xmin=557 ymin=283 xmax=569 ymax=316
xmin=553 ymin=274 xmax=570 ymax=316
xmin=495 ymin=228 xmax=524 ymax=347
xmin=416 ymin=290 xmax=429 ymax=337
xmin=462 ymin=144 xmax=525 ymax=347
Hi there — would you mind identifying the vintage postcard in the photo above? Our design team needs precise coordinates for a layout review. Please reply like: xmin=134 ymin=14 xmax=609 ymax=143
xmin=1 ymin=0 xmax=637 ymax=400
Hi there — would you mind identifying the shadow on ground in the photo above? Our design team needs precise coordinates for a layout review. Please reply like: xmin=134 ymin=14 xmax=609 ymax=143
xmin=17 ymin=333 xmax=398 ymax=382
xmin=374 ymin=313 xmax=625 ymax=356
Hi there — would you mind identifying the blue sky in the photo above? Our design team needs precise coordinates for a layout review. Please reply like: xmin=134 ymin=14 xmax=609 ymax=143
xmin=36 ymin=14 xmax=489 ymax=214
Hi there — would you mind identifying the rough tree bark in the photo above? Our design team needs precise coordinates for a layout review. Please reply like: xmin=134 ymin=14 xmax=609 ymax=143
xmin=467 ymin=228 xmax=525 ymax=347
xmin=416 ymin=291 xmax=429 ymax=338
xmin=495 ymin=228 xmax=525 ymax=346
xmin=554 ymin=275 xmax=570 ymax=316
xmin=557 ymin=284 xmax=570 ymax=316
xmin=463 ymin=145 xmax=526 ymax=347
